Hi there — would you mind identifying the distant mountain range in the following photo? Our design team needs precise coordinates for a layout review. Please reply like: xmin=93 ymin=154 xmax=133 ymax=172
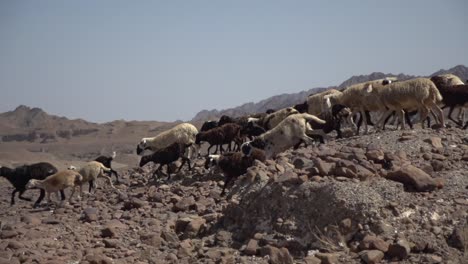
xmin=191 ymin=64 xmax=468 ymax=122
xmin=0 ymin=105 xmax=172 ymax=144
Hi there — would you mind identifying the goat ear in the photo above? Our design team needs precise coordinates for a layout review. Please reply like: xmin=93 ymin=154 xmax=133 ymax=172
xmin=366 ymin=84 xmax=373 ymax=93
xmin=325 ymin=97 xmax=331 ymax=108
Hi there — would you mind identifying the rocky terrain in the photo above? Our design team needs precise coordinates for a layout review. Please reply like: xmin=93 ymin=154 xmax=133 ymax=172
xmin=1 ymin=125 xmax=467 ymax=264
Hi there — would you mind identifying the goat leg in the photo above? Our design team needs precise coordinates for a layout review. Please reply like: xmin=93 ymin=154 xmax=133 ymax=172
xmin=448 ymin=106 xmax=463 ymax=126
xmin=33 ymin=189 xmax=46 ymax=208
xmin=18 ymin=189 xmax=32 ymax=202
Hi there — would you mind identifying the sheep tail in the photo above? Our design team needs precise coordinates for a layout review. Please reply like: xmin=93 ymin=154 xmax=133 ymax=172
xmin=433 ymin=86 xmax=443 ymax=102
xmin=75 ymin=173 xmax=83 ymax=184
xmin=302 ymin=113 xmax=326 ymax=125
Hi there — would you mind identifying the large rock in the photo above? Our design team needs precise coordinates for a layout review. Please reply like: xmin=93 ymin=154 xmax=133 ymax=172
xmin=224 ymin=179 xmax=407 ymax=248
xmin=385 ymin=164 xmax=444 ymax=192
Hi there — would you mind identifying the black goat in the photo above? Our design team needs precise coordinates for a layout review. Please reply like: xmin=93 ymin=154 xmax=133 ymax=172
xmin=0 ymin=162 xmax=65 ymax=207
xmin=293 ymin=101 xmax=308 ymax=113
xmin=195 ymin=123 xmax=243 ymax=154
xmin=139 ymin=142 xmax=191 ymax=180
xmin=241 ymin=122 xmax=266 ymax=140
xmin=205 ymin=143 xmax=266 ymax=196
xmin=200 ymin=120 xmax=219 ymax=132
xmin=94 ymin=151 xmax=119 ymax=183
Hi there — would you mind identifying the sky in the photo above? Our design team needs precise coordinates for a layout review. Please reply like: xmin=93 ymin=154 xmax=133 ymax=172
xmin=1 ymin=0 xmax=467 ymax=123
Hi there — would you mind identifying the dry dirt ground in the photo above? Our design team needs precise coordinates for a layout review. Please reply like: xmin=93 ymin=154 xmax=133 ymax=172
xmin=0 ymin=126 xmax=467 ymax=264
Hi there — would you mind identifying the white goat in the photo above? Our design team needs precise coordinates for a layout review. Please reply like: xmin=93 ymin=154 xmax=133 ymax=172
xmin=246 ymin=113 xmax=326 ymax=159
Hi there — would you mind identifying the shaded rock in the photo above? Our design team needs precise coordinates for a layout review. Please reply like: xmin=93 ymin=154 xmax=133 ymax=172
xmin=122 ymin=198 xmax=147 ymax=210
xmin=21 ymin=215 xmax=41 ymax=226
xmin=304 ymin=255 xmax=321 ymax=264
xmin=101 ymin=227 xmax=117 ymax=238
xmin=448 ymin=224 xmax=468 ymax=251
xmin=259 ymin=246 xmax=293 ymax=264
xmin=276 ymin=171 xmax=300 ymax=184
xmin=312 ymin=158 xmax=334 ymax=176
xmin=366 ymin=150 xmax=384 ymax=162
xmin=184 ymin=217 xmax=206 ymax=238
xmin=244 ymin=239 xmax=258 ymax=256
xmin=103 ymin=239 xmax=120 ymax=248
xmin=387 ymin=239 xmax=411 ymax=260
xmin=0 ymin=230 xmax=18 ymax=239
xmin=85 ymin=254 xmax=113 ymax=264
xmin=173 ymin=196 xmax=196 ymax=212
xmin=140 ymin=233 xmax=162 ymax=247
xmin=83 ymin=207 xmax=98 ymax=222
xmin=360 ymin=250 xmax=384 ymax=264
xmin=359 ymin=235 xmax=389 ymax=252
xmin=215 ymin=230 xmax=232 ymax=247
xmin=386 ymin=164 xmax=444 ymax=192
xmin=431 ymin=160 xmax=445 ymax=171
xmin=177 ymin=239 xmax=194 ymax=258
xmin=425 ymin=137 xmax=443 ymax=149
xmin=315 ymin=252 xmax=340 ymax=264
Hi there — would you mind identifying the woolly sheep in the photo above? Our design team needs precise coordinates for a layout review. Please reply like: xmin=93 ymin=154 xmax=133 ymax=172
xmin=255 ymin=107 xmax=299 ymax=130
xmin=371 ymin=78 xmax=445 ymax=130
xmin=136 ymin=122 xmax=199 ymax=160
xmin=69 ymin=161 xmax=115 ymax=197
xmin=307 ymin=89 xmax=342 ymax=116
xmin=0 ymin=162 xmax=64 ymax=207
xmin=325 ymin=78 xmax=396 ymax=134
xmin=26 ymin=170 xmax=83 ymax=206
xmin=246 ymin=113 xmax=326 ymax=159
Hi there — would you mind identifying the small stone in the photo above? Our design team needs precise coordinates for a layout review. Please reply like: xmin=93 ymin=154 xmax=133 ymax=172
xmin=359 ymin=235 xmax=389 ymax=252
xmin=315 ymin=252 xmax=340 ymax=264
xmin=425 ymin=137 xmax=443 ymax=149
xmin=83 ymin=207 xmax=98 ymax=222
xmin=21 ymin=215 xmax=41 ymax=226
xmin=360 ymin=250 xmax=384 ymax=264
xmin=0 ymin=230 xmax=18 ymax=239
xmin=140 ymin=233 xmax=162 ymax=247
xmin=244 ymin=239 xmax=258 ymax=256
xmin=448 ymin=224 xmax=468 ymax=251
xmin=101 ymin=227 xmax=117 ymax=238
xmin=103 ymin=239 xmax=120 ymax=248
xmin=259 ymin=246 xmax=293 ymax=264
xmin=304 ymin=255 xmax=321 ymax=264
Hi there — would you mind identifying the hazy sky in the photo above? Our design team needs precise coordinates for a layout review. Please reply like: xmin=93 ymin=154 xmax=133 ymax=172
xmin=1 ymin=1 xmax=467 ymax=123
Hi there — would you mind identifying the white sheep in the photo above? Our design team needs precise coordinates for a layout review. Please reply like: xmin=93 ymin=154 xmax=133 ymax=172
xmin=255 ymin=107 xmax=299 ymax=130
xmin=69 ymin=161 xmax=115 ymax=197
xmin=246 ymin=113 xmax=326 ymax=159
xmin=307 ymin=89 xmax=342 ymax=116
xmin=324 ymin=78 xmax=397 ymax=134
xmin=136 ymin=123 xmax=198 ymax=159
xmin=370 ymin=78 xmax=445 ymax=129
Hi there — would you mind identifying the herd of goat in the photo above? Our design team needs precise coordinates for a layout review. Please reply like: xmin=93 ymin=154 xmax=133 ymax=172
xmin=0 ymin=73 xmax=467 ymax=206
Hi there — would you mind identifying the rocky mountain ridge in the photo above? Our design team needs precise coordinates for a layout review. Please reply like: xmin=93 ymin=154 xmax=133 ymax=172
xmin=192 ymin=64 xmax=468 ymax=122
